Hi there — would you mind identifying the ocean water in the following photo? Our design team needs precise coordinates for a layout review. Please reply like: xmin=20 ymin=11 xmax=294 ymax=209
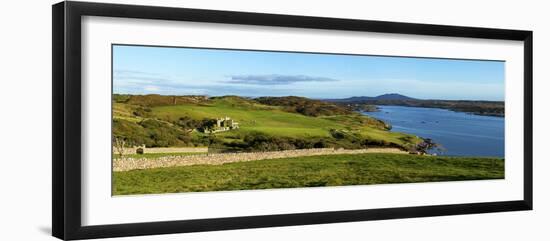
xmin=363 ymin=105 xmax=505 ymax=157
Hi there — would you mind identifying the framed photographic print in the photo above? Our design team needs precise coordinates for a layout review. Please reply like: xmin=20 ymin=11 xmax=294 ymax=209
xmin=52 ymin=1 xmax=533 ymax=240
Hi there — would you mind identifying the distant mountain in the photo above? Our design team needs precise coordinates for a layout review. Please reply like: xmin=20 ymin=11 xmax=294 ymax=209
xmin=373 ymin=93 xmax=416 ymax=100
xmin=325 ymin=93 xmax=416 ymax=102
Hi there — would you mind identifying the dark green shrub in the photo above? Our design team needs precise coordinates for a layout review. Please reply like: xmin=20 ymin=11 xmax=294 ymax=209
xmin=175 ymin=116 xmax=201 ymax=129
xmin=329 ymin=129 xmax=346 ymax=139
xmin=112 ymin=118 xmax=196 ymax=148
xmin=133 ymin=107 xmax=152 ymax=117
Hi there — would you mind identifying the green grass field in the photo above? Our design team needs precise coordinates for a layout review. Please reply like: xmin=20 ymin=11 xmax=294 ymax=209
xmin=113 ymin=153 xmax=504 ymax=195
xmin=114 ymin=96 xmax=421 ymax=149
xmin=152 ymin=100 xmax=346 ymax=137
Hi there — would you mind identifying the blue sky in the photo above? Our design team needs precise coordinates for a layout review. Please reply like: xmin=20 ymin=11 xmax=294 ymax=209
xmin=113 ymin=45 xmax=505 ymax=101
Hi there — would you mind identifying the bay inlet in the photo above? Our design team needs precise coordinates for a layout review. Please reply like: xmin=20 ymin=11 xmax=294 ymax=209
xmin=363 ymin=105 xmax=505 ymax=157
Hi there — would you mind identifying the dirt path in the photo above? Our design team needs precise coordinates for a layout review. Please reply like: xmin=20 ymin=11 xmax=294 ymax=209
xmin=113 ymin=147 xmax=407 ymax=172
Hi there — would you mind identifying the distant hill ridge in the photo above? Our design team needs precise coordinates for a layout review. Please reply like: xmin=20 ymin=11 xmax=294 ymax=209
xmin=323 ymin=93 xmax=504 ymax=117
xmin=325 ymin=93 xmax=416 ymax=102
xmin=113 ymin=93 xmax=504 ymax=117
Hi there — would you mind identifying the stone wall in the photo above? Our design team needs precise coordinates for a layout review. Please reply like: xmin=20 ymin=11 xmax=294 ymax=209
xmin=113 ymin=147 xmax=406 ymax=172
xmin=114 ymin=146 xmax=208 ymax=155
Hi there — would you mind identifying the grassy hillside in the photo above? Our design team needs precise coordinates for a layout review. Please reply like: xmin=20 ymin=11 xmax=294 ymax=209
xmin=112 ymin=94 xmax=422 ymax=151
xmin=113 ymin=153 xmax=504 ymax=195
xmin=255 ymin=96 xmax=352 ymax=117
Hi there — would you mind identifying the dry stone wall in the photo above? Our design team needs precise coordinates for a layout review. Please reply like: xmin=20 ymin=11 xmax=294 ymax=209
xmin=115 ymin=147 xmax=208 ymax=155
xmin=113 ymin=148 xmax=406 ymax=172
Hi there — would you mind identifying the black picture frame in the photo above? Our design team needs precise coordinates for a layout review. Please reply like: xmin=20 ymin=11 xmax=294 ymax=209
xmin=52 ymin=1 xmax=533 ymax=240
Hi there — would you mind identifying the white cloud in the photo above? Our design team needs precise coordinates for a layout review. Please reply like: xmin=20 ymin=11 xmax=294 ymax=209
xmin=143 ymin=85 xmax=160 ymax=91
xmin=224 ymin=74 xmax=339 ymax=85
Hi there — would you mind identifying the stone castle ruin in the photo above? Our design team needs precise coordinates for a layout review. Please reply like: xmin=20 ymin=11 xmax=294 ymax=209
xmin=203 ymin=117 xmax=239 ymax=133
